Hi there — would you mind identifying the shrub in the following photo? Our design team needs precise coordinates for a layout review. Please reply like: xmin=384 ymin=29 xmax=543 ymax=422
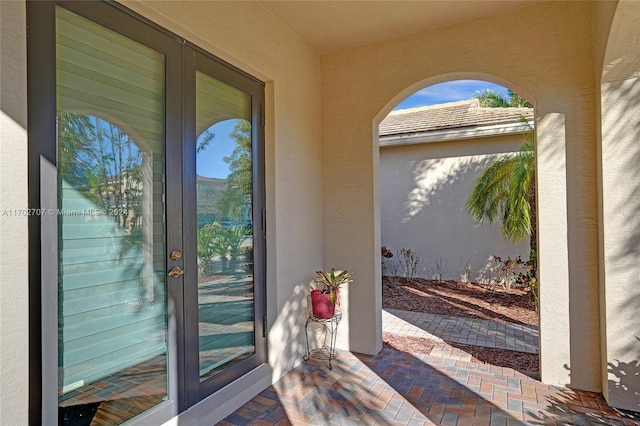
xmin=430 ymin=257 xmax=448 ymax=283
xmin=460 ymin=259 xmax=472 ymax=285
xmin=397 ymin=248 xmax=423 ymax=279
xmin=514 ymin=250 xmax=538 ymax=310
xmin=381 ymin=246 xmax=400 ymax=288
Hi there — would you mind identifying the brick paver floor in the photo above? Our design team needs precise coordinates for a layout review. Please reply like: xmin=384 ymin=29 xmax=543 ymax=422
xmin=219 ymin=307 xmax=639 ymax=425
xmin=218 ymin=349 xmax=639 ymax=425
xmin=383 ymin=309 xmax=539 ymax=354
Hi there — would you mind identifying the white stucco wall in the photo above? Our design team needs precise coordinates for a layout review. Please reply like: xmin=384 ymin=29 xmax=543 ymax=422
xmin=591 ymin=0 xmax=619 ymax=406
xmin=322 ymin=1 xmax=601 ymax=390
xmin=380 ymin=135 xmax=530 ymax=281
xmin=598 ymin=0 xmax=640 ymax=412
xmin=0 ymin=2 xmax=29 ymax=424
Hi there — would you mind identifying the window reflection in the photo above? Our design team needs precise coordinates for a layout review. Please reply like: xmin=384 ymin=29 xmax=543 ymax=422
xmin=57 ymin=113 xmax=168 ymax=424
xmin=196 ymin=117 xmax=255 ymax=380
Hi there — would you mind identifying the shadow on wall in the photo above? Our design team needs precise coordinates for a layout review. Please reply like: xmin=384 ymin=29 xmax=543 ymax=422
xmin=607 ymin=336 xmax=640 ymax=413
xmin=599 ymin=1 xmax=640 ymax=408
xmin=600 ymin=77 xmax=640 ymax=410
xmin=602 ymin=78 xmax=640 ymax=272
xmin=402 ymin=154 xmax=496 ymax=221
xmin=269 ymin=281 xmax=309 ymax=381
xmin=403 ymin=144 xmax=498 ymax=223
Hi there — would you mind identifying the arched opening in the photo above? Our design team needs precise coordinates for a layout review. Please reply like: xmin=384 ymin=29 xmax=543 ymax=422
xmin=375 ymin=76 xmax=540 ymax=378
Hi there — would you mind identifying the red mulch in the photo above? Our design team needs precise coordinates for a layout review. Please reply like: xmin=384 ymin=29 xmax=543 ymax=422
xmin=383 ymin=276 xmax=540 ymax=376
xmin=383 ymin=277 xmax=538 ymax=326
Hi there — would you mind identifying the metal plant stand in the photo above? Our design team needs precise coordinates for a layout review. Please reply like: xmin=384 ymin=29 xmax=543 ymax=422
xmin=303 ymin=310 xmax=342 ymax=369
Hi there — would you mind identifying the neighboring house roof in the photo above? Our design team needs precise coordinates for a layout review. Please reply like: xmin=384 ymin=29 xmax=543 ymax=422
xmin=379 ymin=99 xmax=533 ymax=146
xmin=197 ymin=175 xmax=226 ymax=185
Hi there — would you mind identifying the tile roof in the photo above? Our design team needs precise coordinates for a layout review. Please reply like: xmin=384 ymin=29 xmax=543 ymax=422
xmin=379 ymin=99 xmax=533 ymax=137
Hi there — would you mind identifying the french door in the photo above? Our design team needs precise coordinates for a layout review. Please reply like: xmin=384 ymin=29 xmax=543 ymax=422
xmin=28 ymin=2 xmax=266 ymax=424
xmin=182 ymin=44 xmax=266 ymax=408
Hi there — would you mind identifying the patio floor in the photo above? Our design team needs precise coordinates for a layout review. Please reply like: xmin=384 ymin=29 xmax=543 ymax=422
xmin=218 ymin=310 xmax=640 ymax=425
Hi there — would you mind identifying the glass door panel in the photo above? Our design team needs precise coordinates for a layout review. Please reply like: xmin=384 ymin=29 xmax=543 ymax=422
xmin=55 ymin=6 xmax=169 ymax=424
xmin=195 ymin=72 xmax=256 ymax=381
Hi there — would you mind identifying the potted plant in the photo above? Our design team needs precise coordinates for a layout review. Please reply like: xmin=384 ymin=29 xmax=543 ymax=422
xmin=311 ymin=268 xmax=352 ymax=318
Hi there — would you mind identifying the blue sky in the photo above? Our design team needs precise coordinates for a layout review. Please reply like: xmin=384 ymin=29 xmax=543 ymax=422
xmin=393 ymin=80 xmax=509 ymax=110
xmin=197 ymin=119 xmax=238 ymax=179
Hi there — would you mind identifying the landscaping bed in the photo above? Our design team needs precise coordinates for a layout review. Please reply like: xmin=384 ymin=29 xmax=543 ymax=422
xmin=383 ymin=277 xmax=538 ymax=326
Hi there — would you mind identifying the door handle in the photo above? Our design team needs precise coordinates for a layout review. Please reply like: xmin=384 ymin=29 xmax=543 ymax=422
xmin=168 ymin=266 xmax=184 ymax=278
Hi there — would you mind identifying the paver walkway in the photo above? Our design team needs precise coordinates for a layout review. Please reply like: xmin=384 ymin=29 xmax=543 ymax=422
xmin=218 ymin=349 xmax=639 ymax=425
xmin=383 ymin=309 xmax=539 ymax=354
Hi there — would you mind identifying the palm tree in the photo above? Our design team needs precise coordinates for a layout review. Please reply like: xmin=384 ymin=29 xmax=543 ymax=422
xmin=466 ymin=118 xmax=536 ymax=253
xmin=475 ymin=89 xmax=510 ymax=107
xmin=475 ymin=89 xmax=533 ymax=108
xmin=468 ymin=90 xmax=537 ymax=307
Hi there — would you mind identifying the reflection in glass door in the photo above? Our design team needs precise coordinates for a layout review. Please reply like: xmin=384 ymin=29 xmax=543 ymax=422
xmin=55 ymin=6 xmax=169 ymax=424
xmin=195 ymin=72 xmax=256 ymax=381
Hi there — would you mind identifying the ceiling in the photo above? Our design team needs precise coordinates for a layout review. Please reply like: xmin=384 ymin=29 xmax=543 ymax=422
xmin=260 ymin=1 xmax=541 ymax=55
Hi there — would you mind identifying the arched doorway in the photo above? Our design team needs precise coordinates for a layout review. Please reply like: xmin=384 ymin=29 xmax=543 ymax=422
xmin=376 ymin=77 xmax=540 ymax=378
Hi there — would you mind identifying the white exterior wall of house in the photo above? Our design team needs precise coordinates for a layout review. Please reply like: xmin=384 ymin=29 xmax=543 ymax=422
xmin=380 ymin=134 xmax=530 ymax=281
xmin=597 ymin=0 xmax=640 ymax=412
xmin=0 ymin=1 xmax=29 ymax=422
